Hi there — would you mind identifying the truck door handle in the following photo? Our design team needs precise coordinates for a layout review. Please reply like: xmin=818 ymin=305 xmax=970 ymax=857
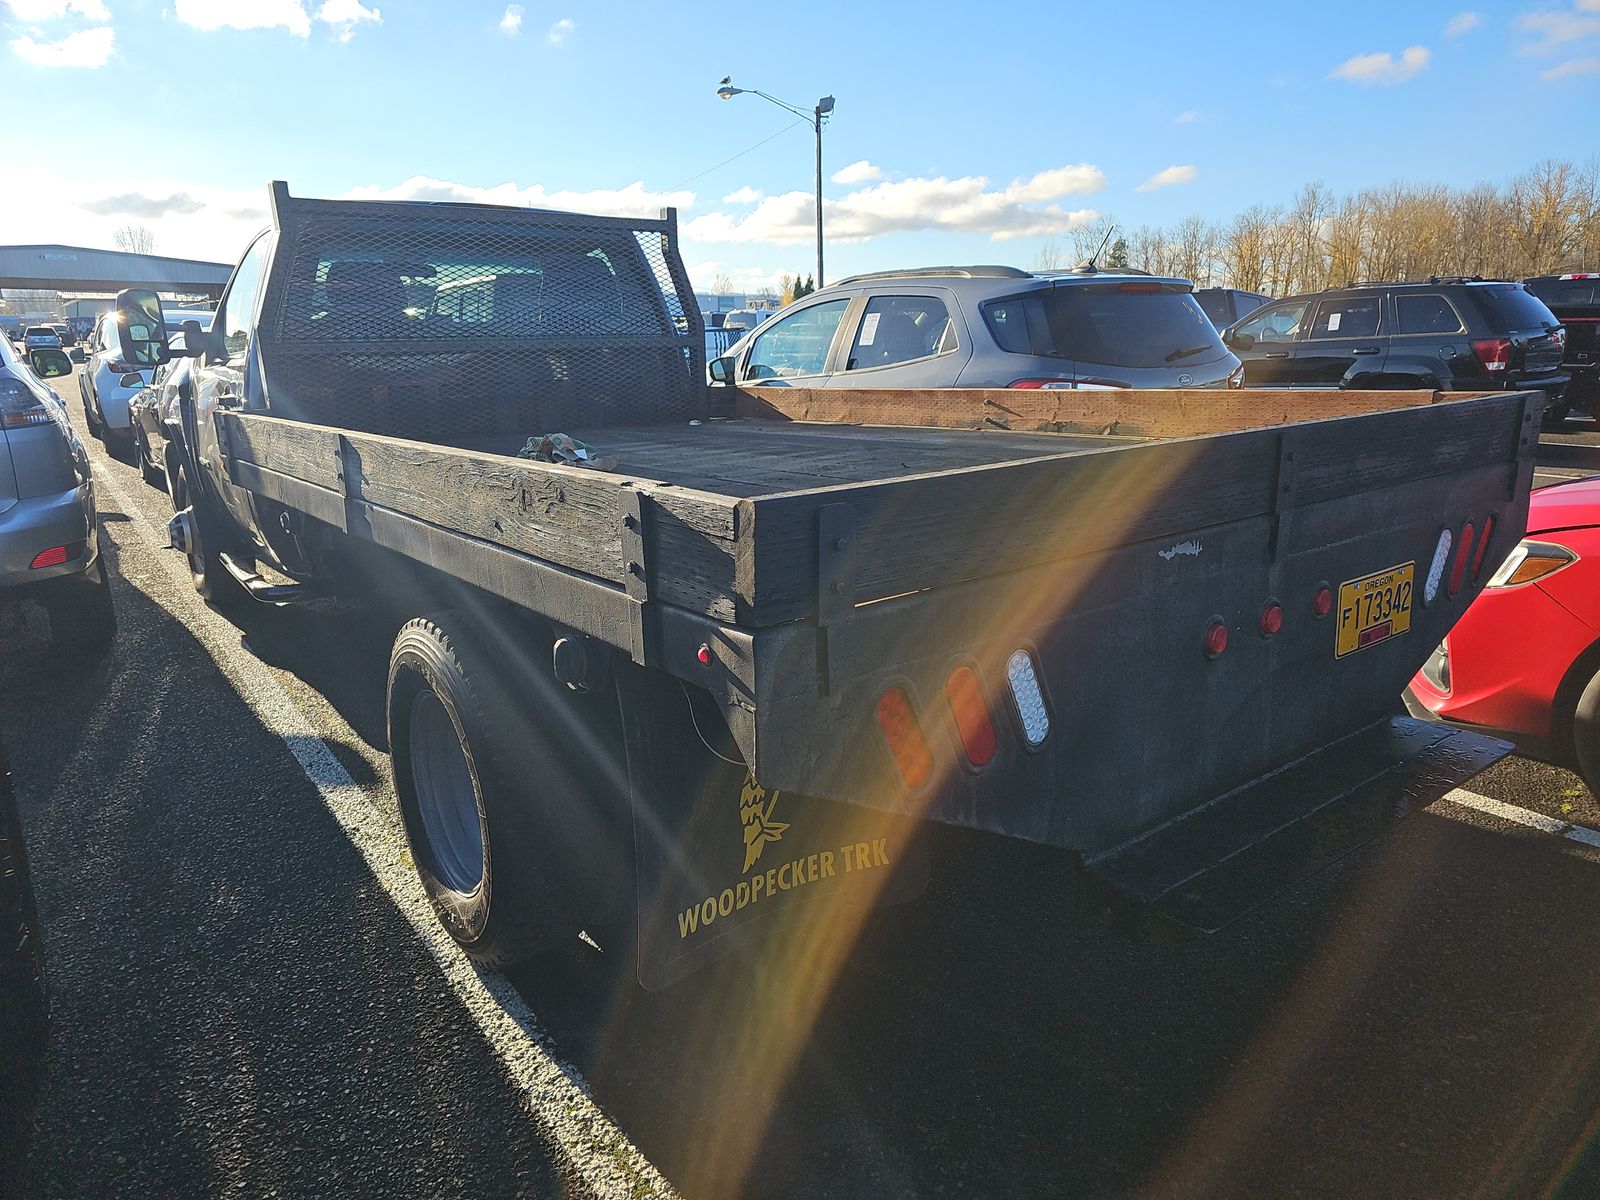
xmin=215 ymin=385 xmax=242 ymax=407
xmin=1265 ymin=352 xmax=1290 ymax=359
xmin=1351 ymin=347 xmax=1381 ymax=355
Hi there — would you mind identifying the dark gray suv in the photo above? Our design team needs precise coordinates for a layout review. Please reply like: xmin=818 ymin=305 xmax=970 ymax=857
xmin=710 ymin=265 xmax=1243 ymax=392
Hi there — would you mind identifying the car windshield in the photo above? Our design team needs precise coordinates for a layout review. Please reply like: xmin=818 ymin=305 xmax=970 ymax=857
xmin=1472 ymin=284 xmax=1560 ymax=330
xmin=1042 ymin=285 xmax=1227 ymax=367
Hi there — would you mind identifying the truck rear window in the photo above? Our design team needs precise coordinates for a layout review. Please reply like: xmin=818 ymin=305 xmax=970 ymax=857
xmin=1472 ymin=285 xmax=1560 ymax=331
xmin=1525 ymin=279 xmax=1600 ymax=309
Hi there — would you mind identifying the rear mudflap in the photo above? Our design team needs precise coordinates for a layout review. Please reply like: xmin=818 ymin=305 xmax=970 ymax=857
xmin=1082 ymin=716 xmax=1510 ymax=932
xmin=616 ymin=663 xmax=928 ymax=991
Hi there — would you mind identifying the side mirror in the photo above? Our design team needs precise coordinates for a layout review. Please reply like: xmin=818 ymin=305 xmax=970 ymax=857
xmin=708 ymin=356 xmax=735 ymax=384
xmin=28 ymin=348 xmax=72 ymax=379
xmin=178 ymin=319 xmax=220 ymax=360
xmin=113 ymin=287 xmax=170 ymax=366
xmin=1228 ymin=332 xmax=1255 ymax=351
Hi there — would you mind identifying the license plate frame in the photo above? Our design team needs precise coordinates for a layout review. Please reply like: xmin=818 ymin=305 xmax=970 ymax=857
xmin=1335 ymin=562 xmax=1415 ymax=658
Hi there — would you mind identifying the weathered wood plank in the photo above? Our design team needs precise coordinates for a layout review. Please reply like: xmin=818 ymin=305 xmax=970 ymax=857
xmin=224 ymin=413 xmax=343 ymax=491
xmin=732 ymin=386 xmax=1476 ymax=439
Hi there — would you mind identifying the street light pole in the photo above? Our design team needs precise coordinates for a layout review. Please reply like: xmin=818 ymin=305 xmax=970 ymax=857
xmin=716 ymin=81 xmax=834 ymax=289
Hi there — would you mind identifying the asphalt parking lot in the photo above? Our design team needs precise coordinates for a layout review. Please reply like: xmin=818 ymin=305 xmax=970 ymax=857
xmin=4 ymin=370 xmax=1600 ymax=1199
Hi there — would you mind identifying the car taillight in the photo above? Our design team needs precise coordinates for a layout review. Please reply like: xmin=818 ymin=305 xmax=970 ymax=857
xmin=0 ymin=378 xmax=51 ymax=429
xmin=1312 ymin=584 xmax=1334 ymax=618
xmin=1485 ymin=540 xmax=1578 ymax=588
xmin=1204 ymin=619 xmax=1229 ymax=658
xmin=945 ymin=666 xmax=997 ymax=768
xmin=1118 ymin=282 xmax=1162 ymax=293
xmin=1008 ymin=378 xmax=1074 ymax=389
xmin=1259 ymin=601 xmax=1284 ymax=636
xmin=1471 ymin=338 xmax=1512 ymax=372
xmin=30 ymin=545 xmax=69 ymax=569
xmin=875 ymin=687 xmax=933 ymax=789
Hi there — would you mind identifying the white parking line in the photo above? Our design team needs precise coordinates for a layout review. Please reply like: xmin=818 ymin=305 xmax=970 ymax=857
xmin=1440 ymin=787 xmax=1600 ymax=852
xmin=92 ymin=463 xmax=677 ymax=1200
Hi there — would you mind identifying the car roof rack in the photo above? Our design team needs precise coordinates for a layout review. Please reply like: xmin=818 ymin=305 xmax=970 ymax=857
xmin=831 ymin=265 xmax=1032 ymax=286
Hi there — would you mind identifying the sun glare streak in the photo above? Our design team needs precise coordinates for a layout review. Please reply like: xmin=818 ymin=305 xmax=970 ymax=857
xmin=591 ymin=436 xmax=1206 ymax=1198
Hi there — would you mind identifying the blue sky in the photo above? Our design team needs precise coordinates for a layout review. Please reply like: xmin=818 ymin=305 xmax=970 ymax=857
xmin=2 ymin=0 xmax=1598 ymax=292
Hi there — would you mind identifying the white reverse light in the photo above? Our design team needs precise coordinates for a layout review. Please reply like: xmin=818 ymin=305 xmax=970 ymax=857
xmin=1006 ymin=649 xmax=1050 ymax=747
xmin=1424 ymin=528 xmax=1452 ymax=605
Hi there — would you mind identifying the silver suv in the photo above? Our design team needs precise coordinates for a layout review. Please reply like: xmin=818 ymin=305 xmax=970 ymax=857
xmin=710 ymin=265 xmax=1243 ymax=391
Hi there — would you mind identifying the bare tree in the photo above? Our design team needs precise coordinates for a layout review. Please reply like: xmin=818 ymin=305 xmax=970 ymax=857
xmin=114 ymin=224 xmax=156 ymax=255
xmin=710 ymin=271 xmax=735 ymax=295
xmin=1032 ymin=240 xmax=1067 ymax=271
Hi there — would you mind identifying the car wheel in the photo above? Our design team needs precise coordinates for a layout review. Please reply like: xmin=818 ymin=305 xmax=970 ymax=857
xmin=387 ymin=613 xmax=609 ymax=967
xmin=134 ymin=426 xmax=162 ymax=488
xmin=1542 ymin=399 xmax=1572 ymax=431
xmin=81 ymin=382 xmax=101 ymax=437
xmin=168 ymin=457 xmax=241 ymax=606
xmin=1573 ymin=666 xmax=1600 ymax=796
xmin=44 ymin=547 xmax=116 ymax=663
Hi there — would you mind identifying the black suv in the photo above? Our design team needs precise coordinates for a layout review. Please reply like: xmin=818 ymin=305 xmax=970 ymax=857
xmin=1223 ymin=278 xmax=1571 ymax=423
xmin=1523 ymin=273 xmax=1599 ymax=417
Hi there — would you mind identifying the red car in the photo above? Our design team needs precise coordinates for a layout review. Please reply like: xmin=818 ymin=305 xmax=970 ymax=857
xmin=1407 ymin=475 xmax=1600 ymax=791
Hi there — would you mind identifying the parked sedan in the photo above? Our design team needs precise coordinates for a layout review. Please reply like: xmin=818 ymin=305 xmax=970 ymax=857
xmin=710 ymin=265 xmax=1243 ymax=392
xmin=80 ymin=310 xmax=151 ymax=459
xmin=0 ymin=343 xmax=116 ymax=659
xmin=1406 ymin=476 xmax=1600 ymax=791
xmin=128 ymin=334 xmax=192 ymax=488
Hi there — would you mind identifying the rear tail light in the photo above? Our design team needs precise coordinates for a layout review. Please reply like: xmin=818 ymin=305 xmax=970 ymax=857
xmin=1007 ymin=378 xmax=1127 ymax=390
xmin=0 ymin=378 xmax=51 ymax=429
xmin=1471 ymin=338 xmax=1512 ymax=373
xmin=1117 ymin=282 xmax=1162 ymax=293
xmin=1259 ymin=602 xmax=1284 ymax=636
xmin=1472 ymin=514 xmax=1497 ymax=579
xmin=108 ymin=360 xmax=138 ymax=373
xmin=944 ymin=666 xmax=997 ymax=768
xmin=1203 ymin=619 xmax=1229 ymax=658
xmin=1421 ymin=640 xmax=1450 ymax=692
xmin=1486 ymin=540 xmax=1577 ymax=588
xmin=30 ymin=545 xmax=69 ymax=569
xmin=1449 ymin=521 xmax=1475 ymax=596
xmin=1312 ymin=584 xmax=1334 ymax=618
xmin=1004 ymin=650 xmax=1050 ymax=747
xmin=1007 ymin=378 xmax=1075 ymax=389
xmin=875 ymin=687 xmax=933 ymax=789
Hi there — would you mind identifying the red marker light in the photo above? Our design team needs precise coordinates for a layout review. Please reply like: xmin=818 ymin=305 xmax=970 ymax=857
xmin=30 ymin=545 xmax=68 ymax=569
xmin=945 ymin=666 xmax=997 ymax=768
xmin=875 ymin=687 xmax=933 ymax=790
xmin=1473 ymin=514 xmax=1497 ymax=579
xmin=1450 ymin=521 xmax=1475 ymax=596
xmin=1313 ymin=585 xmax=1334 ymax=618
xmin=1260 ymin=602 xmax=1284 ymax=636
xmin=696 ymin=643 xmax=712 ymax=665
xmin=1204 ymin=620 xmax=1229 ymax=658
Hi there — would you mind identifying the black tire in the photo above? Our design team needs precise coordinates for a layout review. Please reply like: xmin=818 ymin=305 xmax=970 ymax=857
xmin=104 ymin=427 xmax=136 ymax=465
xmin=44 ymin=548 xmax=116 ymax=662
xmin=134 ymin=426 xmax=162 ymax=487
xmin=1542 ymin=398 xmax=1572 ymax=431
xmin=387 ymin=613 xmax=623 ymax=968
xmin=167 ymin=456 xmax=240 ymax=605
xmin=1573 ymin=667 xmax=1600 ymax=796
xmin=80 ymin=381 xmax=102 ymax=438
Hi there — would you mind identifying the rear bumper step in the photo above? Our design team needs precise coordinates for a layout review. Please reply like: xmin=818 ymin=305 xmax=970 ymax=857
xmin=1083 ymin=716 xmax=1511 ymax=932
xmin=217 ymin=551 xmax=316 ymax=604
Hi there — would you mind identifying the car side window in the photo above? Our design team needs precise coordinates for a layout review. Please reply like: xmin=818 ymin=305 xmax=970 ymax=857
xmin=215 ymin=235 xmax=272 ymax=363
xmin=1395 ymin=293 xmax=1465 ymax=335
xmin=742 ymin=299 xmax=851 ymax=380
xmin=98 ymin=319 xmax=118 ymax=353
xmin=845 ymin=295 xmax=955 ymax=371
xmin=1234 ymin=300 xmax=1308 ymax=344
xmin=1308 ymin=296 xmax=1381 ymax=340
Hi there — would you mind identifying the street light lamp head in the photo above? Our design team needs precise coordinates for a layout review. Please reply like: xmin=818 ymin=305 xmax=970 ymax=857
xmin=817 ymin=95 xmax=835 ymax=115
xmin=716 ymin=85 xmax=743 ymax=100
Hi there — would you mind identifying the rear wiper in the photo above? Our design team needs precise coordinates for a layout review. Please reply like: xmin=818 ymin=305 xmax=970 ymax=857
xmin=1165 ymin=344 xmax=1210 ymax=362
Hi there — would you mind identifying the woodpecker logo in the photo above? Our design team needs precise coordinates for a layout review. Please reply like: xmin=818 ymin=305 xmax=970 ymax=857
xmin=738 ymin=774 xmax=789 ymax=873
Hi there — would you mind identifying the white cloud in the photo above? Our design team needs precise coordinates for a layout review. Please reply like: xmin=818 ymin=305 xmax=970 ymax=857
xmin=1519 ymin=8 xmax=1600 ymax=53
xmin=831 ymin=160 xmax=882 ymax=185
xmin=685 ymin=166 xmax=1104 ymax=246
xmin=2 ymin=0 xmax=108 ymax=18
xmin=1444 ymin=11 xmax=1480 ymax=36
xmin=314 ymin=0 xmax=379 ymax=41
xmin=546 ymin=16 xmax=573 ymax=44
xmin=1329 ymin=45 xmax=1431 ymax=84
xmin=1172 ymin=109 xmax=1200 ymax=125
xmin=1135 ymin=164 xmax=1197 ymax=192
xmin=722 ymin=186 xmax=763 ymax=205
xmin=10 ymin=24 xmax=112 ymax=66
xmin=174 ymin=0 xmax=311 ymax=36
xmin=1542 ymin=54 xmax=1600 ymax=77
xmin=79 ymin=191 xmax=206 ymax=217
xmin=498 ymin=2 xmax=521 ymax=35
xmin=341 ymin=175 xmax=695 ymax=220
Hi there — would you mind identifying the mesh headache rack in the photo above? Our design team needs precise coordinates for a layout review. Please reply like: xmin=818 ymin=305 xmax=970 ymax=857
xmin=254 ymin=181 xmax=705 ymax=446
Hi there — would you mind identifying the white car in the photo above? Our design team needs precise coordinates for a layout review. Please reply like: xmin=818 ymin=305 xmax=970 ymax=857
xmin=79 ymin=311 xmax=152 ymax=458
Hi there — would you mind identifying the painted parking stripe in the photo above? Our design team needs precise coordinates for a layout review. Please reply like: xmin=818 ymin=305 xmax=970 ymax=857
xmin=1440 ymin=788 xmax=1600 ymax=851
xmin=91 ymin=463 xmax=678 ymax=1200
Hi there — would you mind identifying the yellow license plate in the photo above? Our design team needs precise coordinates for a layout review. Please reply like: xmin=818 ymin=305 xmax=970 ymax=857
xmin=1335 ymin=562 xmax=1415 ymax=658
